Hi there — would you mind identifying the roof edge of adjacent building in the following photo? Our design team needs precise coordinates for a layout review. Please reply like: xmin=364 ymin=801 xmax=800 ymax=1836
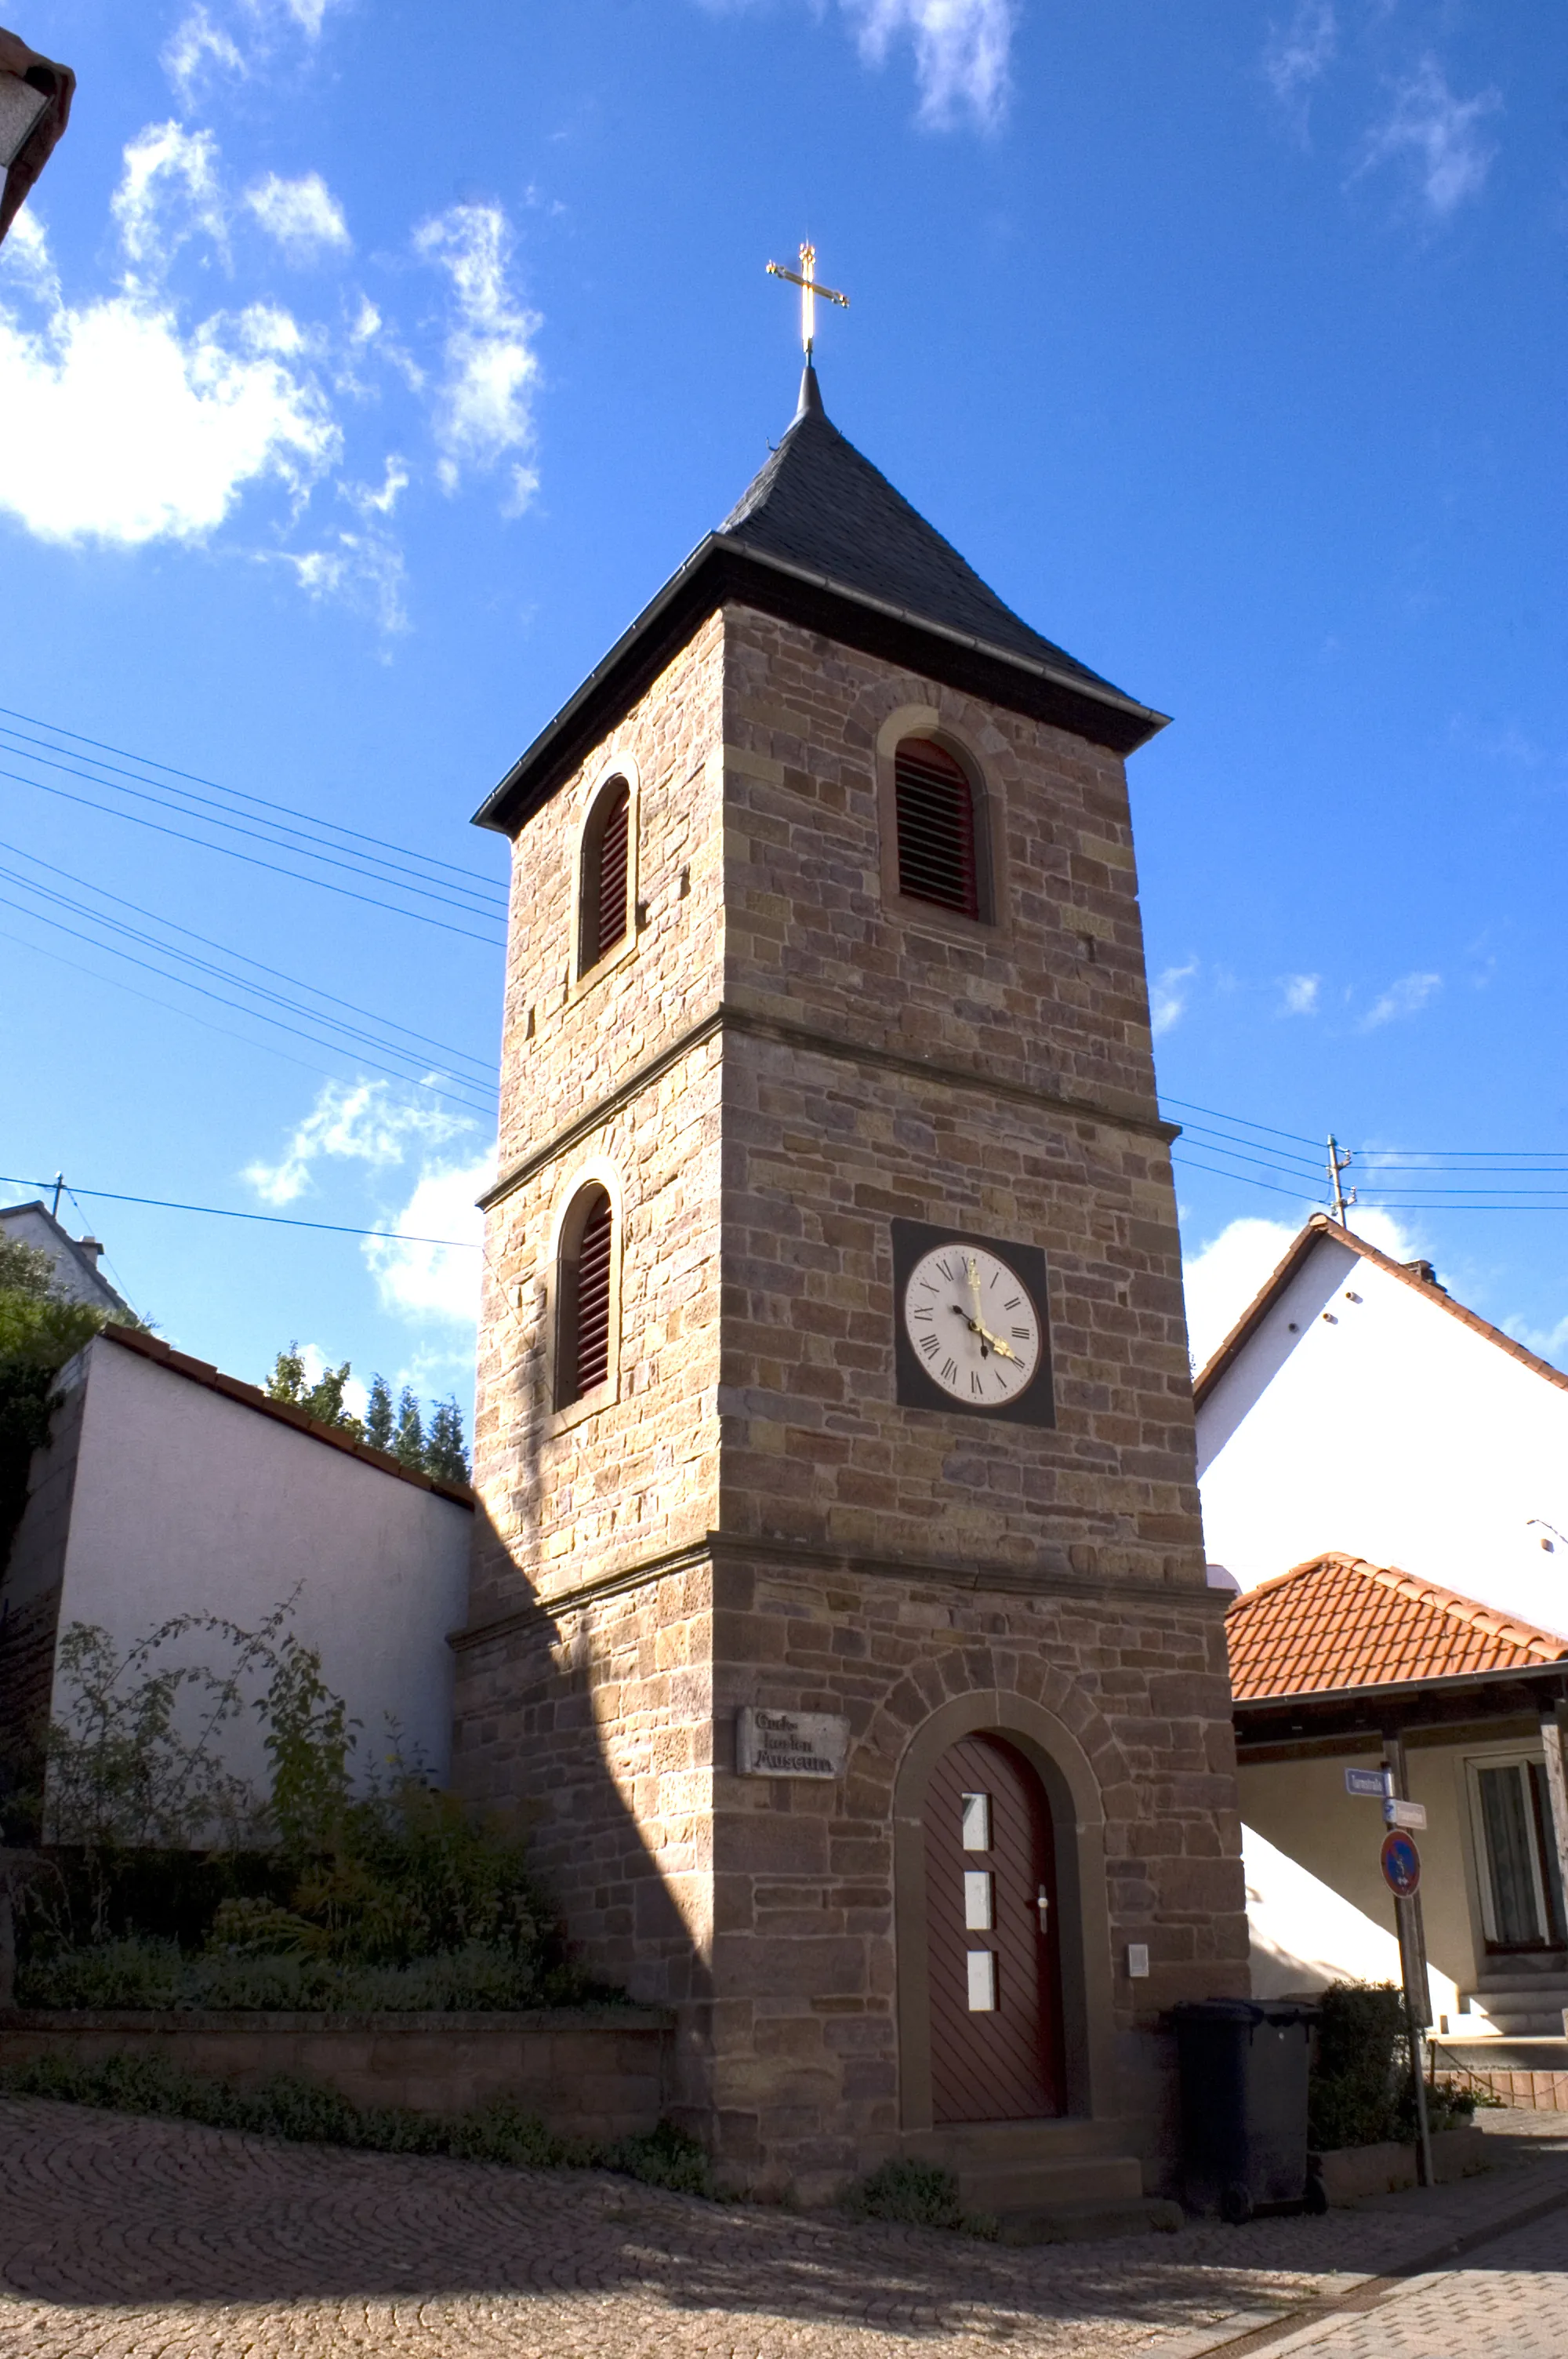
xmin=0 ymin=1198 xmax=132 ymax=1316
xmin=94 ymin=1324 xmax=475 ymax=1507
xmin=1192 ymin=1211 xmax=1568 ymax=1411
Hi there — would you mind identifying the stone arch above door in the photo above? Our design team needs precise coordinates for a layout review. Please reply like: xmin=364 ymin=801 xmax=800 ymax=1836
xmin=892 ymin=1689 xmax=1120 ymax=2132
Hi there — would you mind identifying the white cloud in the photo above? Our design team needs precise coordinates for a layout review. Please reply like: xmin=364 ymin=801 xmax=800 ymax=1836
xmin=1150 ymin=959 xmax=1198 ymax=1038
xmin=1504 ymin=1310 xmax=1568 ymax=1372
xmin=275 ymin=522 xmax=409 ymax=634
xmin=1182 ymin=1207 xmax=1424 ymax=1372
xmin=1357 ymin=56 xmax=1501 ymax=219
xmin=365 ymin=1156 xmax=493 ymax=1327
xmin=244 ymin=1079 xmax=470 ymax=1206
xmin=163 ymin=8 xmax=248 ymax=105
xmin=1280 ymin=972 xmax=1320 ymax=1016
xmin=843 ymin=0 xmax=1016 ymax=131
xmin=1263 ymin=2 xmax=1336 ymax=129
xmin=1361 ymin=969 xmax=1441 ymax=1030
xmin=245 ymin=171 xmax=350 ymax=261
xmin=343 ymin=456 xmax=409 ymax=518
xmin=112 ymin=122 xmax=229 ymax=274
xmin=164 ymin=0 xmax=341 ymax=101
xmin=1183 ymin=1216 xmax=1300 ymax=1373
xmin=0 ymin=239 xmax=339 ymax=544
xmin=414 ymin=203 xmax=540 ymax=507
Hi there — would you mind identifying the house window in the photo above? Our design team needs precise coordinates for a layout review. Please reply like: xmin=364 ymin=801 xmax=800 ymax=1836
xmin=557 ymin=1185 xmax=615 ymax=1408
xmin=894 ymin=737 xmax=980 ymax=919
xmin=1467 ymin=1756 xmax=1568 ymax=1950
xmin=579 ymin=778 xmax=631 ymax=974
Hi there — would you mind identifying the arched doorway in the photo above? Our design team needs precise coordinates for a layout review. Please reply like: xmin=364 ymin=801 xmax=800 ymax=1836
xmin=923 ymin=1732 xmax=1065 ymax=2122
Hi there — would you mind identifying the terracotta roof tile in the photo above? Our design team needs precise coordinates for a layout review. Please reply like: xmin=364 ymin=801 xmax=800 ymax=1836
xmin=1225 ymin=1551 xmax=1568 ymax=1703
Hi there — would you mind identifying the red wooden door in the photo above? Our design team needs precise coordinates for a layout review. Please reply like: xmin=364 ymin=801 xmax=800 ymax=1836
xmin=924 ymin=1734 xmax=1063 ymax=2124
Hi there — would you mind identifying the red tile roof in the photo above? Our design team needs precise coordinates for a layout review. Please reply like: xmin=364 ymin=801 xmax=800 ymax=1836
xmin=1226 ymin=1552 xmax=1568 ymax=1703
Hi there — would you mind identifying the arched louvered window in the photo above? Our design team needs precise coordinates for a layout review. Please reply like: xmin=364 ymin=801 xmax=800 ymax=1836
xmin=557 ymin=1185 xmax=615 ymax=1408
xmin=579 ymin=779 xmax=631 ymax=974
xmin=894 ymin=737 xmax=981 ymax=919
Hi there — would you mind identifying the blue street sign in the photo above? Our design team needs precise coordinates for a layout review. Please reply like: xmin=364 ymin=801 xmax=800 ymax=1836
xmin=1345 ymin=1768 xmax=1392 ymax=1798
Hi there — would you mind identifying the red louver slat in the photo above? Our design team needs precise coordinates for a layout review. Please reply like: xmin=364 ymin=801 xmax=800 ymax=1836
xmin=572 ymin=1191 xmax=614 ymax=1398
xmin=895 ymin=739 xmax=978 ymax=918
xmin=594 ymin=786 xmax=630 ymax=964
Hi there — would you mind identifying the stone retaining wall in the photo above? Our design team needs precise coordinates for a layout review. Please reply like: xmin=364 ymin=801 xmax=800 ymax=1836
xmin=0 ymin=2007 xmax=673 ymax=2139
xmin=1312 ymin=2125 xmax=1490 ymax=2205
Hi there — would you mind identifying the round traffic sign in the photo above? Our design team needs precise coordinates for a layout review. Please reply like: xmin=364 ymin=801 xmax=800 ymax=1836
xmin=1381 ymin=1830 xmax=1421 ymax=1898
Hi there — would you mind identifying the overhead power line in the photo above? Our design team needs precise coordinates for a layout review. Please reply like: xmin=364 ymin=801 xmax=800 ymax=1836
xmin=0 ymin=840 xmax=498 ymax=1110
xmin=0 ymin=703 xmax=507 ymax=896
xmin=0 ymin=879 xmax=499 ymax=1122
xmin=0 ymin=1173 xmax=481 ymax=1249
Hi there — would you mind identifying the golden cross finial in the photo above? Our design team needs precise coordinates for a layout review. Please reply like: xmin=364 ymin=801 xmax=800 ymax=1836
xmin=766 ymin=241 xmax=849 ymax=359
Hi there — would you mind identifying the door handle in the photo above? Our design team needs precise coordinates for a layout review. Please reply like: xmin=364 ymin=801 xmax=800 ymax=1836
xmin=1036 ymin=1885 xmax=1050 ymax=1932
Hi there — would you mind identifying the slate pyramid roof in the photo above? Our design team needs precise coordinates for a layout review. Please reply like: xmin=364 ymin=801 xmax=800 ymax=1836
xmin=716 ymin=366 xmax=1121 ymax=697
xmin=477 ymin=365 xmax=1164 ymax=834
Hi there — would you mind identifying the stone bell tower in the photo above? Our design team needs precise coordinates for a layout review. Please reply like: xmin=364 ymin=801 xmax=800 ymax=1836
xmin=454 ymin=361 xmax=1247 ymax=2209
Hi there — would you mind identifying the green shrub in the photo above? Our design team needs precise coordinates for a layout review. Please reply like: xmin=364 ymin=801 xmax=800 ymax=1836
xmin=15 ymin=1601 xmax=615 ymax=2015
xmin=0 ymin=2051 xmax=703 ymax=2194
xmin=598 ymin=2119 xmax=713 ymax=2197
xmin=1308 ymin=1982 xmax=1408 ymax=2150
xmin=843 ymin=2157 xmax=997 ymax=2238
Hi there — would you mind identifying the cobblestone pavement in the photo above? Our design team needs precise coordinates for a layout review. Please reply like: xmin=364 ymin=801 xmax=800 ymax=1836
xmin=1240 ymin=2198 xmax=1568 ymax=2357
xmin=0 ymin=2101 xmax=1565 ymax=2359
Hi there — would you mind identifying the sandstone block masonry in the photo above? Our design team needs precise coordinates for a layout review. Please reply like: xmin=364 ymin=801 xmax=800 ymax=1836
xmin=456 ymin=603 xmax=1247 ymax=2201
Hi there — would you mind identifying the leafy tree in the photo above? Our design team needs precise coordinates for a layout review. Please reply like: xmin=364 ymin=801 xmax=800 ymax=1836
xmin=393 ymin=1386 xmax=424 ymax=1469
xmin=263 ymin=1344 xmax=363 ymax=1440
xmin=1 ymin=1285 xmax=118 ymax=1572
xmin=423 ymin=1395 xmax=470 ymax=1483
xmin=0 ymin=1233 xmax=58 ymax=1298
xmin=364 ymin=1372 xmax=394 ymax=1454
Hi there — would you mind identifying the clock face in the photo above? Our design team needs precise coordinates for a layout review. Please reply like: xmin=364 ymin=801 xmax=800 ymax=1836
xmin=902 ymin=1242 xmax=1044 ymax=1409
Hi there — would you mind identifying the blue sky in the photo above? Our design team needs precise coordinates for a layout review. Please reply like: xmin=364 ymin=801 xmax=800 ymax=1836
xmin=3 ymin=0 xmax=1566 ymax=1420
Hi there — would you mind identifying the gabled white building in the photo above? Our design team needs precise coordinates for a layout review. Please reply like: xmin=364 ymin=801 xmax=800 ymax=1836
xmin=1195 ymin=1216 xmax=1568 ymax=2080
xmin=0 ymin=1200 xmax=129 ymax=1316
xmin=1196 ymin=1212 xmax=1568 ymax=1640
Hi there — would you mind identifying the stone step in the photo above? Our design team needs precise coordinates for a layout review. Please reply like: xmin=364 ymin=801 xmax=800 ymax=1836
xmin=960 ymin=2150 xmax=1145 ymax=2216
xmin=1468 ymin=1979 xmax=1568 ymax=2001
xmin=911 ymin=2114 xmax=1131 ymax=2168
xmin=993 ymin=2194 xmax=1184 ymax=2245
xmin=906 ymin=2116 xmax=1147 ymax=2224
xmin=1453 ymin=1982 xmax=1568 ymax=2037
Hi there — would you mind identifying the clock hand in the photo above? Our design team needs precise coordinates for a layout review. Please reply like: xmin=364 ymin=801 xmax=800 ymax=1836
xmin=950 ymin=1303 xmax=1023 ymax=1365
xmin=977 ymin=1324 xmax=1022 ymax=1364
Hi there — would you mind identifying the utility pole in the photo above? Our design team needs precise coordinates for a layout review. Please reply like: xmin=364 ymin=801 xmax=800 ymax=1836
xmin=49 ymin=1172 xmax=64 ymax=1219
xmin=1327 ymin=1136 xmax=1355 ymax=1224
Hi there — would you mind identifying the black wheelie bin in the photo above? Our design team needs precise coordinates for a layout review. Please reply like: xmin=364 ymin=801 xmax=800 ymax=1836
xmin=1171 ymin=1997 xmax=1323 ymax=2223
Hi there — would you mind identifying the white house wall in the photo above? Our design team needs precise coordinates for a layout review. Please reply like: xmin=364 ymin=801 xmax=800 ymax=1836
xmin=49 ymin=1337 xmax=470 ymax=1799
xmin=1197 ymin=1236 xmax=1568 ymax=1635
xmin=1240 ymin=1744 xmax=1482 ymax=2011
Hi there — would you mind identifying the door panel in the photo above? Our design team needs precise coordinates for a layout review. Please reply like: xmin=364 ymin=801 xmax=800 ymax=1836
xmin=924 ymin=1733 xmax=1063 ymax=2124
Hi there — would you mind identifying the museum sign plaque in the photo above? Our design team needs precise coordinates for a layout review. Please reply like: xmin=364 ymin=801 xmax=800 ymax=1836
xmin=735 ymin=1707 xmax=848 ymax=1779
